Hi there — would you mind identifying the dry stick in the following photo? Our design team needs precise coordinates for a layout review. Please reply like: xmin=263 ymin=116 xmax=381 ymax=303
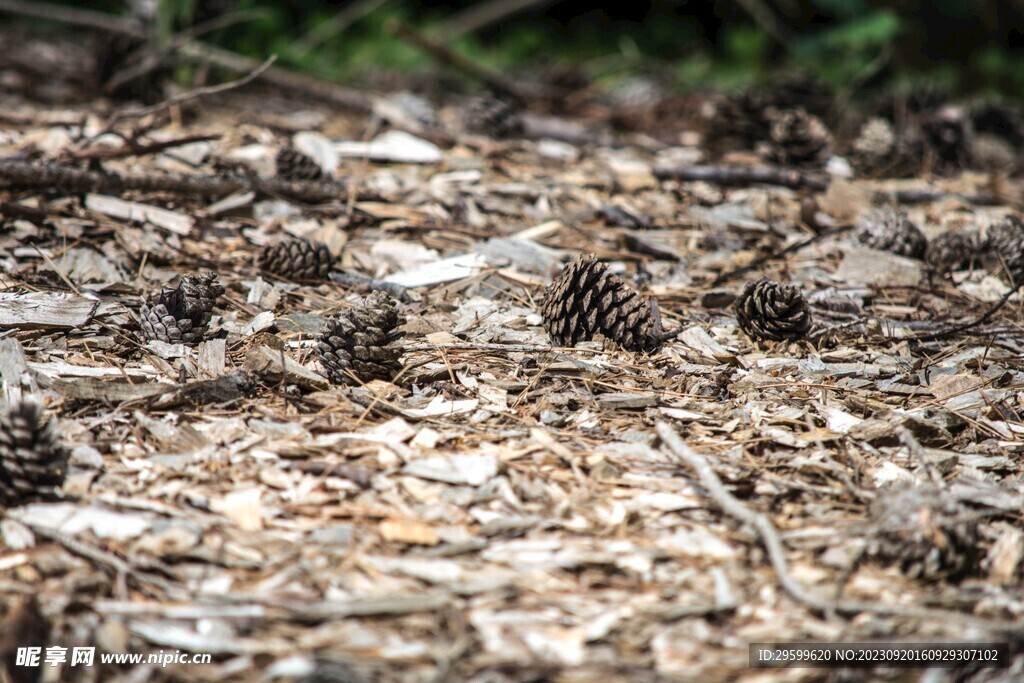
xmin=434 ymin=0 xmax=558 ymax=41
xmin=653 ymin=164 xmax=830 ymax=192
xmin=24 ymin=522 xmax=191 ymax=600
xmin=67 ymin=133 xmax=222 ymax=161
xmin=101 ymin=55 xmax=277 ymax=133
xmin=328 ymin=270 xmax=412 ymax=303
xmin=904 ymin=281 xmax=1024 ymax=342
xmin=386 ymin=19 xmax=536 ymax=104
xmin=654 ymin=421 xmax=1019 ymax=628
xmin=0 ymin=0 xmax=373 ymax=113
xmin=0 ymin=160 xmax=351 ymax=203
xmin=710 ymin=225 xmax=853 ymax=287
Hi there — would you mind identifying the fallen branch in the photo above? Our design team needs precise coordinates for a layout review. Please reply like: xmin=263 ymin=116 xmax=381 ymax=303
xmin=386 ymin=19 xmax=537 ymax=104
xmin=904 ymin=281 xmax=1024 ymax=342
xmin=67 ymin=133 xmax=222 ymax=162
xmin=655 ymin=421 xmax=1018 ymax=628
xmin=329 ymin=270 xmax=413 ymax=303
xmin=0 ymin=160 xmax=352 ymax=203
xmin=711 ymin=225 xmax=853 ymax=286
xmin=101 ymin=54 xmax=277 ymax=132
xmin=653 ymin=164 xmax=829 ymax=191
xmin=0 ymin=0 xmax=373 ymax=113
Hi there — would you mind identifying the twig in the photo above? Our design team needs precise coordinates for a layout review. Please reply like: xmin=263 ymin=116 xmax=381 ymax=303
xmin=434 ymin=0 xmax=558 ymax=41
xmin=329 ymin=270 xmax=413 ymax=303
xmin=101 ymin=55 xmax=277 ymax=132
xmin=386 ymin=19 xmax=536 ymax=104
xmin=710 ymin=225 xmax=853 ymax=286
xmin=0 ymin=160 xmax=353 ymax=203
xmin=0 ymin=0 xmax=145 ymax=36
xmin=875 ymin=188 xmax=1005 ymax=206
xmin=653 ymin=164 xmax=829 ymax=192
xmin=22 ymin=522 xmax=191 ymax=600
xmin=67 ymin=133 xmax=222 ymax=162
xmin=733 ymin=0 xmax=794 ymax=51
xmin=0 ymin=0 xmax=373 ymax=113
xmin=904 ymin=282 xmax=1023 ymax=342
xmin=292 ymin=0 xmax=392 ymax=58
xmin=655 ymin=421 xmax=1019 ymax=628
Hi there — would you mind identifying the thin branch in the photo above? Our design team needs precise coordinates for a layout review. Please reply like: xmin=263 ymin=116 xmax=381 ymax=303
xmin=904 ymin=281 xmax=1024 ymax=342
xmin=386 ymin=19 xmax=538 ymax=104
xmin=711 ymin=225 xmax=853 ymax=286
xmin=655 ymin=421 xmax=1018 ymax=628
xmin=0 ymin=160 xmax=354 ymax=203
xmin=102 ymin=55 xmax=277 ymax=131
xmin=653 ymin=164 xmax=829 ymax=192
xmin=434 ymin=0 xmax=557 ymax=42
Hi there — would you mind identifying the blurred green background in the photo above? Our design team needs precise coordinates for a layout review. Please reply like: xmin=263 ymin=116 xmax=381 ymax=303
xmin=49 ymin=0 xmax=1024 ymax=96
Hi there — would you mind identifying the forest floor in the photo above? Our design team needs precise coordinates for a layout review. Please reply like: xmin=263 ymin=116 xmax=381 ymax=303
xmin=1 ymin=35 xmax=1024 ymax=683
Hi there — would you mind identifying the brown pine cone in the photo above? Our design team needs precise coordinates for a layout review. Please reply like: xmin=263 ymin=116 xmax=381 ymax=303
xmin=139 ymin=273 xmax=224 ymax=345
xmin=925 ymin=230 xmax=979 ymax=276
xmin=855 ymin=207 xmax=928 ymax=259
xmin=922 ymin=105 xmax=971 ymax=174
xmin=849 ymin=117 xmax=920 ymax=177
xmin=704 ymin=89 xmax=770 ymax=151
xmin=983 ymin=216 xmax=1024 ymax=286
xmin=868 ymin=485 xmax=980 ymax=581
xmin=768 ymin=73 xmax=834 ymax=120
xmin=767 ymin=107 xmax=831 ymax=166
xmin=276 ymin=147 xmax=324 ymax=181
xmin=0 ymin=401 xmax=68 ymax=507
xmin=461 ymin=96 xmax=524 ymax=138
xmin=317 ymin=291 xmax=405 ymax=385
xmin=540 ymin=254 xmax=668 ymax=353
xmin=258 ymin=238 xmax=334 ymax=281
xmin=734 ymin=278 xmax=812 ymax=343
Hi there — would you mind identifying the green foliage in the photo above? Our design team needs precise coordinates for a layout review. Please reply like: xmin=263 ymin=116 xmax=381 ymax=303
xmin=24 ymin=0 xmax=1024 ymax=100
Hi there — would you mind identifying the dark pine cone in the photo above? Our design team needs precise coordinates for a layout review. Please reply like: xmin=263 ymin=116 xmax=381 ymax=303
xmin=734 ymin=278 xmax=812 ymax=343
xmin=139 ymin=273 xmax=224 ymax=345
xmin=0 ymin=402 xmax=68 ymax=507
xmin=767 ymin=107 xmax=831 ymax=166
xmin=983 ymin=216 xmax=1024 ymax=286
xmin=868 ymin=485 xmax=980 ymax=582
xmin=461 ymin=95 xmax=524 ymax=138
xmin=849 ymin=117 xmax=920 ymax=178
xmin=258 ymin=238 xmax=334 ymax=281
xmin=276 ymin=147 xmax=324 ymax=182
xmin=855 ymin=207 xmax=928 ymax=259
xmin=705 ymin=88 xmax=770 ymax=150
xmin=922 ymin=105 xmax=971 ymax=174
xmin=317 ymin=291 xmax=405 ymax=385
xmin=768 ymin=73 xmax=834 ymax=120
xmin=925 ymin=230 xmax=979 ymax=276
xmin=540 ymin=254 xmax=668 ymax=353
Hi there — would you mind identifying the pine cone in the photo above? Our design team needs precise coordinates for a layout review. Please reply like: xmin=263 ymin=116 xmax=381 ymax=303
xmin=276 ymin=147 xmax=324 ymax=182
xmin=316 ymin=291 xmax=405 ymax=385
xmin=768 ymin=73 xmax=835 ymax=120
xmin=849 ymin=117 xmax=919 ymax=177
xmin=734 ymin=278 xmax=812 ymax=342
xmin=971 ymin=100 xmax=1024 ymax=147
xmin=925 ymin=230 xmax=979 ymax=276
xmin=258 ymin=238 xmax=334 ymax=281
xmin=868 ymin=485 xmax=979 ymax=581
xmin=922 ymin=105 xmax=971 ymax=174
xmin=704 ymin=89 xmax=770 ymax=150
xmin=0 ymin=402 xmax=68 ymax=506
xmin=139 ymin=273 xmax=224 ymax=345
xmin=767 ymin=107 xmax=831 ymax=166
xmin=461 ymin=96 xmax=524 ymax=138
xmin=983 ymin=216 xmax=1024 ymax=286
xmin=856 ymin=207 xmax=928 ymax=259
xmin=540 ymin=254 xmax=667 ymax=353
